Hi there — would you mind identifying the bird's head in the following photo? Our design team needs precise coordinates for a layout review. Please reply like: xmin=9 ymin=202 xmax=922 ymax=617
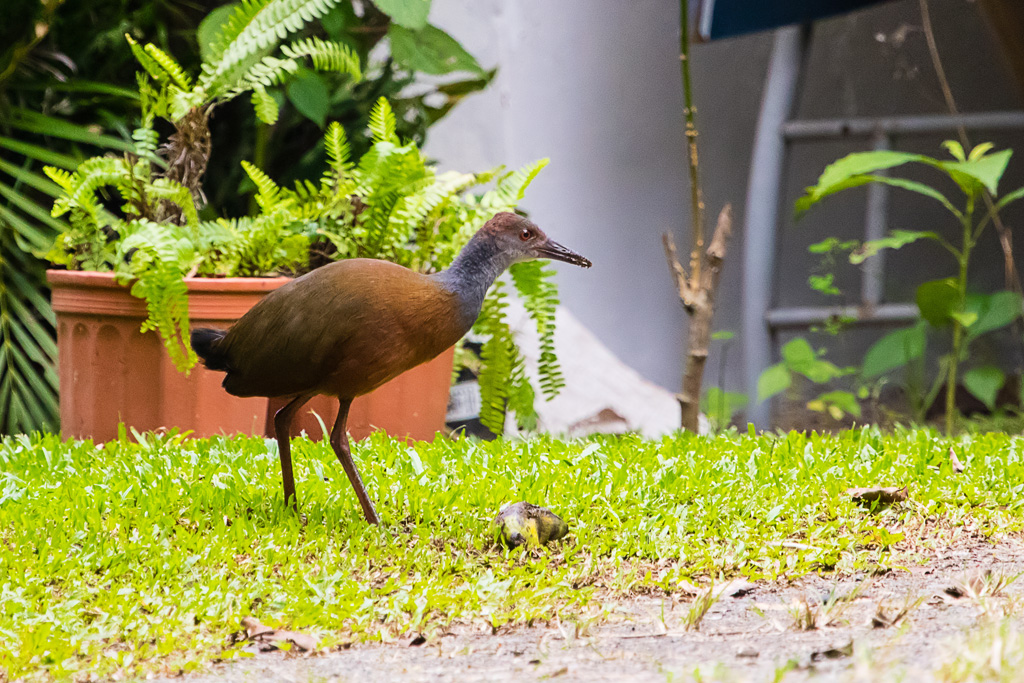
xmin=482 ymin=212 xmax=592 ymax=268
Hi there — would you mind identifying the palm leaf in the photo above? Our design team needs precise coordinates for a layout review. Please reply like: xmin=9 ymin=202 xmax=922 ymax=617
xmin=0 ymin=109 xmax=132 ymax=434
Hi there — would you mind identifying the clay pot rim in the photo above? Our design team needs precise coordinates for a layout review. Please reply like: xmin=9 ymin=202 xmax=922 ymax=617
xmin=47 ymin=269 xmax=292 ymax=292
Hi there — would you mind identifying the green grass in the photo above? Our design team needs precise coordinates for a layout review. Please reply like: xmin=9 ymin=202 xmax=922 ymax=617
xmin=2 ymin=427 xmax=1023 ymax=680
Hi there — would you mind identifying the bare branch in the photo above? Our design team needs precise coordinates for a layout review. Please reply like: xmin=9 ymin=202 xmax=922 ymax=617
xmin=678 ymin=204 xmax=734 ymax=431
xmin=662 ymin=231 xmax=693 ymax=309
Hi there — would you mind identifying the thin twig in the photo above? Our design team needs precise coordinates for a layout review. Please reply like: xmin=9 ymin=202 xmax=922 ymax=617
xmin=662 ymin=232 xmax=692 ymax=310
xmin=920 ymin=0 xmax=1022 ymax=298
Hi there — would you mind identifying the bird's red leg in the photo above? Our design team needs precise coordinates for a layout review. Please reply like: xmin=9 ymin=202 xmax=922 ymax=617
xmin=274 ymin=392 xmax=315 ymax=512
xmin=330 ymin=399 xmax=381 ymax=525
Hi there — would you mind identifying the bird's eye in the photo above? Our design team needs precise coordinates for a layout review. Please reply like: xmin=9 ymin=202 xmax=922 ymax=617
xmin=519 ymin=228 xmax=533 ymax=241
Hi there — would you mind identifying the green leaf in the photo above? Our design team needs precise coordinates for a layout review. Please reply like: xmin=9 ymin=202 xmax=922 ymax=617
xmin=781 ymin=337 xmax=848 ymax=383
xmin=368 ymin=97 xmax=398 ymax=143
xmin=198 ymin=4 xmax=239 ymax=63
xmin=809 ymin=390 xmax=862 ymax=419
xmin=796 ymin=150 xmax=926 ymax=214
xmin=995 ymin=185 xmax=1024 ymax=211
xmin=856 ymin=176 xmax=961 ymax=218
xmin=251 ymin=87 xmax=279 ymax=125
xmin=286 ymin=71 xmax=329 ymax=128
xmin=757 ymin=363 xmax=791 ymax=402
xmin=862 ymin=322 xmax=926 ymax=379
xmin=388 ymin=24 xmax=484 ymax=76
xmin=849 ymin=229 xmax=944 ymax=265
xmin=941 ymin=148 xmax=1011 ymax=196
xmin=916 ymin=278 xmax=959 ymax=328
xmin=808 ymin=273 xmax=840 ymax=296
xmin=968 ymin=142 xmax=995 ymax=161
xmin=711 ymin=330 xmax=735 ymax=341
xmin=701 ymin=387 xmax=748 ymax=426
xmin=808 ymin=237 xmax=859 ymax=255
xmin=781 ymin=337 xmax=816 ymax=368
xmin=942 ymin=140 xmax=966 ymax=162
xmin=950 ymin=311 xmax=978 ymax=328
xmin=0 ymin=137 xmax=82 ymax=169
xmin=373 ymin=0 xmax=431 ymax=29
xmin=963 ymin=365 xmax=1005 ymax=410
xmin=965 ymin=291 xmax=1023 ymax=341
xmin=8 ymin=109 xmax=134 ymax=152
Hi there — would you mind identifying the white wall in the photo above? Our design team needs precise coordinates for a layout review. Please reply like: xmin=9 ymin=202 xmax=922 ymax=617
xmin=425 ymin=0 xmax=771 ymax=394
xmin=424 ymin=0 xmax=1024 ymax=409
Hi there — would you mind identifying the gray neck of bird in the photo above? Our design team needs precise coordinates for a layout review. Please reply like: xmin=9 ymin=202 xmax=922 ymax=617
xmin=434 ymin=235 xmax=515 ymax=326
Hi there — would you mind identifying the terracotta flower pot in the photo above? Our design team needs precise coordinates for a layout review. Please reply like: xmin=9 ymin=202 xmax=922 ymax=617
xmin=49 ymin=270 xmax=456 ymax=444
xmin=265 ymin=346 xmax=455 ymax=442
xmin=48 ymin=270 xmax=289 ymax=441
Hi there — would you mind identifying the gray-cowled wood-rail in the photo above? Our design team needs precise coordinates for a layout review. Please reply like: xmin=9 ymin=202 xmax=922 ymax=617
xmin=191 ymin=212 xmax=591 ymax=524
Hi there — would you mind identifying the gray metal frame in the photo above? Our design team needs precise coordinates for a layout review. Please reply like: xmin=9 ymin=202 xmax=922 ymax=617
xmin=740 ymin=27 xmax=1024 ymax=428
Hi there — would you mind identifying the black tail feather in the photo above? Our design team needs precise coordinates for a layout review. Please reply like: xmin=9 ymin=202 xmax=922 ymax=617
xmin=191 ymin=328 xmax=230 ymax=371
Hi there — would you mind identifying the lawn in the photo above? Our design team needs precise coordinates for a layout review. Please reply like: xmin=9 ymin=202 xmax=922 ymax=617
xmin=1 ymin=427 xmax=1023 ymax=681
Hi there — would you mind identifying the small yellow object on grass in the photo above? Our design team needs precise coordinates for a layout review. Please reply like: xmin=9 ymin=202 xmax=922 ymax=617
xmin=492 ymin=501 xmax=568 ymax=548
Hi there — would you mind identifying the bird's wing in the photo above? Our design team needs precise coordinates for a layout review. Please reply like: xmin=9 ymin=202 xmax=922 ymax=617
xmin=218 ymin=260 xmax=461 ymax=399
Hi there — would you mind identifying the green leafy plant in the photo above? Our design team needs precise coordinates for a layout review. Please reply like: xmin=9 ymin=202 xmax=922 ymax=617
xmin=757 ymin=337 xmax=860 ymax=422
xmin=48 ymin=97 xmax=561 ymax=433
xmin=237 ymin=98 xmax=561 ymax=431
xmin=797 ymin=141 xmax=1024 ymax=433
xmin=0 ymin=106 xmax=138 ymax=434
xmin=0 ymin=0 xmax=492 ymax=435
xmin=202 ymin=0 xmax=494 ymax=216
xmin=700 ymin=330 xmax=747 ymax=431
xmin=0 ymin=0 xmax=148 ymax=434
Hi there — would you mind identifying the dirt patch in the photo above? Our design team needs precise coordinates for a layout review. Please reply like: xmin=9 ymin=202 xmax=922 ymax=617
xmin=156 ymin=537 xmax=1024 ymax=682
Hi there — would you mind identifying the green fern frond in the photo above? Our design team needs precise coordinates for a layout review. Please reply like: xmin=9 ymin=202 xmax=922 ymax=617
xmin=131 ymin=126 xmax=161 ymax=162
xmin=368 ymin=97 xmax=398 ymax=144
xmin=250 ymin=86 xmax=279 ymax=124
xmin=136 ymin=73 xmax=167 ymax=124
xmin=235 ymin=56 xmax=300 ymax=92
xmin=199 ymin=0 xmax=345 ymax=95
xmin=125 ymin=36 xmax=193 ymax=91
xmin=324 ymin=121 xmax=353 ymax=178
xmin=510 ymin=260 xmax=564 ymax=399
xmin=202 ymin=0 xmax=272 ymax=69
xmin=475 ymin=282 xmax=513 ymax=434
xmin=115 ymin=220 xmax=199 ymax=371
xmin=128 ymin=265 xmax=196 ymax=371
xmin=147 ymin=178 xmax=200 ymax=227
xmin=42 ymin=166 xmax=74 ymax=195
xmin=474 ymin=280 xmax=540 ymax=434
xmin=482 ymin=158 xmax=550 ymax=211
xmin=143 ymin=43 xmax=193 ymax=90
xmin=280 ymin=37 xmax=361 ymax=77
xmin=241 ymin=159 xmax=283 ymax=210
xmin=126 ymin=35 xmax=175 ymax=88
xmin=48 ymin=157 xmax=133 ymax=223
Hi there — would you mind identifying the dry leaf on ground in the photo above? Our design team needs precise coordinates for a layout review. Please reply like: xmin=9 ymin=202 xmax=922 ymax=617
xmin=240 ymin=616 xmax=318 ymax=652
xmin=847 ymin=486 xmax=909 ymax=505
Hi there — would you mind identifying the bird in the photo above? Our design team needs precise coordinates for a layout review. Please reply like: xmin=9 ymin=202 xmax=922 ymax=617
xmin=191 ymin=212 xmax=591 ymax=524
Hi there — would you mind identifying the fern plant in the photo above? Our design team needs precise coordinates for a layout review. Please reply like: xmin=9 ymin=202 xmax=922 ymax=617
xmin=125 ymin=0 xmax=360 ymax=206
xmin=48 ymin=97 xmax=564 ymax=432
xmin=239 ymin=98 xmax=564 ymax=431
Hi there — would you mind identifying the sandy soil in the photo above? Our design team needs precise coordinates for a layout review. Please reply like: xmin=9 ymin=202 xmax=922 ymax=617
xmin=154 ymin=536 xmax=1024 ymax=683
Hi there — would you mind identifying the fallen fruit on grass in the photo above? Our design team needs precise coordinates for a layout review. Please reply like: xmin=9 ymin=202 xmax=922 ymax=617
xmin=493 ymin=501 xmax=568 ymax=548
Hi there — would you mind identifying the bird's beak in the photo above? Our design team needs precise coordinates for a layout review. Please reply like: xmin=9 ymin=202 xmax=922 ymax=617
xmin=535 ymin=239 xmax=592 ymax=268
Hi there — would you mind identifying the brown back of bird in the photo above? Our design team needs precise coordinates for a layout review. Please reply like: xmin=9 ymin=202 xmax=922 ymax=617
xmin=218 ymin=259 xmax=464 ymax=399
